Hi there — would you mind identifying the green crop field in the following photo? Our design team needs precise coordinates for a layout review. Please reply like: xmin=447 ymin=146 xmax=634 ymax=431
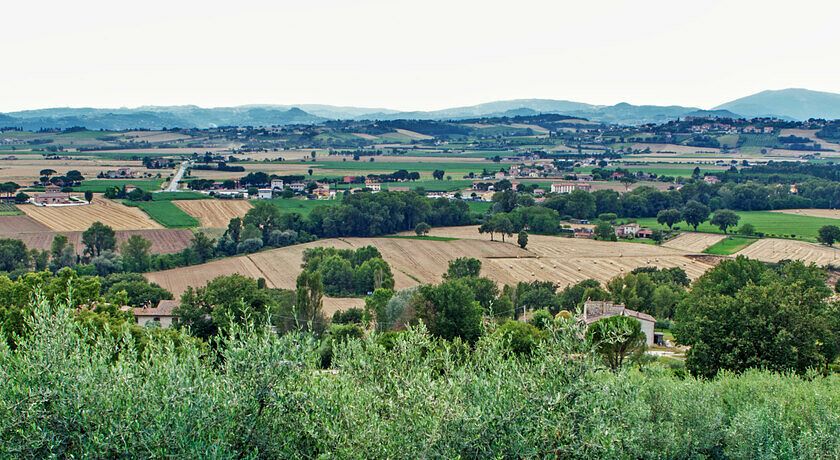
xmin=576 ymin=165 xmax=723 ymax=178
xmin=378 ymin=179 xmax=473 ymax=191
xmin=636 ymin=211 xmax=840 ymax=242
xmin=466 ymin=201 xmax=493 ymax=214
xmin=0 ymin=203 xmax=22 ymax=216
xmin=309 ymin=160 xmax=493 ymax=175
xmin=703 ymin=236 xmax=758 ymax=255
xmin=74 ymin=179 xmax=166 ymax=193
xmin=125 ymin=201 xmax=198 ymax=228
xmin=268 ymin=198 xmax=341 ymax=216
xmin=382 ymin=235 xmax=459 ymax=242
xmin=152 ymin=191 xmax=209 ymax=201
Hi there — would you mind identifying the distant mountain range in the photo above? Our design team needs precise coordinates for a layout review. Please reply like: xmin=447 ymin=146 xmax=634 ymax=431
xmin=2 ymin=88 xmax=839 ymax=130
xmin=713 ymin=88 xmax=840 ymax=120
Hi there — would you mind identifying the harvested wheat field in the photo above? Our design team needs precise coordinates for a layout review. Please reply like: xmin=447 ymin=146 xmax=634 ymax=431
xmin=772 ymin=209 xmax=840 ymax=219
xmin=19 ymin=198 xmax=162 ymax=231
xmin=734 ymin=238 xmax=840 ymax=266
xmin=175 ymin=199 xmax=253 ymax=228
xmin=662 ymin=233 xmax=727 ymax=253
xmin=14 ymin=229 xmax=194 ymax=255
xmin=146 ymin=229 xmax=716 ymax=311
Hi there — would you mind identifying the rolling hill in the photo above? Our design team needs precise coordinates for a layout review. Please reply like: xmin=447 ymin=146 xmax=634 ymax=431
xmin=714 ymin=88 xmax=840 ymax=120
xmin=3 ymin=88 xmax=840 ymax=129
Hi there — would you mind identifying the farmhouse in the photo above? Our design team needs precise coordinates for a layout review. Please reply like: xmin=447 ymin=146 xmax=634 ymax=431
xmin=271 ymin=178 xmax=284 ymax=190
xmin=289 ymin=182 xmax=306 ymax=192
xmin=131 ymin=300 xmax=180 ymax=328
xmin=312 ymin=184 xmax=334 ymax=199
xmin=257 ymin=188 xmax=273 ymax=199
xmin=582 ymin=300 xmax=656 ymax=345
xmin=615 ymin=223 xmax=641 ymax=238
xmin=103 ymin=167 xmax=136 ymax=179
xmin=364 ymin=180 xmax=381 ymax=192
xmin=550 ymin=182 xmax=592 ymax=194
xmin=703 ymin=175 xmax=720 ymax=184
xmin=33 ymin=185 xmax=73 ymax=206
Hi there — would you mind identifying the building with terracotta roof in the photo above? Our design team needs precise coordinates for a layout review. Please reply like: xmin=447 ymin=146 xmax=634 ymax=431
xmin=132 ymin=299 xmax=180 ymax=328
xmin=33 ymin=185 xmax=73 ymax=206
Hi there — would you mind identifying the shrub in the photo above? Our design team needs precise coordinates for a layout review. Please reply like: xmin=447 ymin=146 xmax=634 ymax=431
xmin=236 ymin=238 xmax=263 ymax=254
xmin=4 ymin=296 xmax=840 ymax=458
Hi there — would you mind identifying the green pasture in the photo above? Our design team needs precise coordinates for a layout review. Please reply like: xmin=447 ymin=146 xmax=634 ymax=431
xmin=702 ymin=236 xmax=758 ymax=255
xmin=73 ymin=179 xmax=166 ymax=193
xmin=124 ymin=201 xmax=198 ymax=228
xmin=636 ymin=210 xmax=840 ymax=242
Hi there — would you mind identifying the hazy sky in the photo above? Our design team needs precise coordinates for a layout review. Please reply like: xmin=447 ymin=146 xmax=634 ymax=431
xmin=3 ymin=0 xmax=839 ymax=112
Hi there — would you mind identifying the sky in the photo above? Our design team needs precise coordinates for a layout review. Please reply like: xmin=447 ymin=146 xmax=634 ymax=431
xmin=3 ymin=0 xmax=840 ymax=112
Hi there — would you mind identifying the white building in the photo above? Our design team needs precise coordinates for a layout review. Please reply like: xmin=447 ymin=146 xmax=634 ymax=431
xmin=289 ymin=182 xmax=306 ymax=192
xmin=550 ymin=182 xmax=592 ymax=194
xmin=257 ymin=188 xmax=273 ymax=199
xmin=582 ymin=300 xmax=656 ymax=345
xmin=271 ymin=178 xmax=284 ymax=189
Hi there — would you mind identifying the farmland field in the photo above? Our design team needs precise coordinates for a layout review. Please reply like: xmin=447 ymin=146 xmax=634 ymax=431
xmin=662 ymin=232 xmax=726 ymax=252
xmin=702 ymin=236 xmax=758 ymax=255
xmin=175 ymin=199 xmax=253 ymax=227
xmin=771 ymin=208 xmax=840 ymax=219
xmin=0 ymin=215 xmax=52 ymax=233
xmin=152 ymin=191 xmax=209 ymax=201
xmin=19 ymin=198 xmax=162 ymax=231
xmin=636 ymin=211 xmax=840 ymax=242
xmin=146 ymin=227 xmax=717 ymax=309
xmin=0 ymin=203 xmax=22 ymax=216
xmin=126 ymin=201 xmax=199 ymax=228
xmin=73 ymin=179 xmax=166 ymax=193
xmin=734 ymin=238 xmax=840 ymax=265
xmin=13 ymin=229 xmax=194 ymax=255
xmin=268 ymin=198 xmax=341 ymax=216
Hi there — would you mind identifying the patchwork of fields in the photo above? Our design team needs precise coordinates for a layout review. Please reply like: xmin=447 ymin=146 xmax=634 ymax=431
xmin=145 ymin=227 xmax=720 ymax=313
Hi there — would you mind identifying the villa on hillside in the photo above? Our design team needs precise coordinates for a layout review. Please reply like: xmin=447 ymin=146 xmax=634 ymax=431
xmin=130 ymin=300 xmax=180 ymax=328
xmin=32 ymin=185 xmax=75 ymax=206
xmin=581 ymin=300 xmax=656 ymax=345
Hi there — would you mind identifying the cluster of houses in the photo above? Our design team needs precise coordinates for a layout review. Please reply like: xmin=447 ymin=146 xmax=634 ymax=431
xmin=685 ymin=119 xmax=775 ymax=135
xmin=572 ymin=222 xmax=654 ymax=240
xmin=100 ymin=167 xmax=137 ymax=179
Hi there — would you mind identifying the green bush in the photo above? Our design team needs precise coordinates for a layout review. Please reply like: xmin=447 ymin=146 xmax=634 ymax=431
xmin=2 ymin=298 xmax=839 ymax=458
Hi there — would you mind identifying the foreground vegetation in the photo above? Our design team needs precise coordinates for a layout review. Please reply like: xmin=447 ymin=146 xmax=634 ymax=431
xmin=1 ymin=298 xmax=838 ymax=458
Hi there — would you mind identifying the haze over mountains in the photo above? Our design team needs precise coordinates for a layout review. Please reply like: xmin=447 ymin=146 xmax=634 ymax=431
xmin=2 ymin=89 xmax=839 ymax=130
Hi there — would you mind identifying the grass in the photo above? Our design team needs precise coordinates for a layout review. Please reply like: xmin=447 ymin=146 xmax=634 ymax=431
xmin=0 ymin=203 xmax=22 ymax=216
xmin=382 ymin=235 xmax=459 ymax=242
xmin=703 ymin=236 xmax=758 ymax=255
xmin=308 ymin=160 xmax=492 ymax=175
xmin=124 ymin=201 xmax=198 ymax=228
xmin=267 ymin=198 xmax=341 ymax=216
xmin=73 ymin=179 xmax=166 ymax=193
xmin=152 ymin=191 xmax=210 ymax=201
xmin=636 ymin=211 xmax=840 ymax=242
xmin=575 ymin=165 xmax=723 ymax=178
xmin=380 ymin=179 xmax=474 ymax=192
xmin=466 ymin=201 xmax=493 ymax=214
